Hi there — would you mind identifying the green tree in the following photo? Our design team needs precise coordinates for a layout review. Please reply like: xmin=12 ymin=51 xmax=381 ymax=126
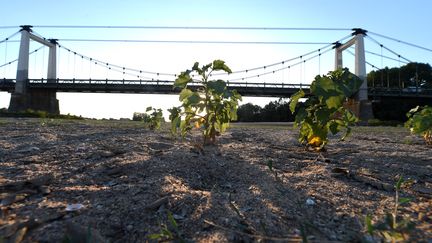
xmin=367 ymin=62 xmax=432 ymax=89
xmin=237 ymin=103 xmax=262 ymax=122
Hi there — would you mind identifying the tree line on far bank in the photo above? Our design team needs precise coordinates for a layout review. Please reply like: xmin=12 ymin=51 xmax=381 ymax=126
xmin=236 ymin=99 xmax=297 ymax=122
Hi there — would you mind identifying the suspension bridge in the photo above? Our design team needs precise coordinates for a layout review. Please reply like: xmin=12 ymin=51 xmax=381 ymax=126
xmin=0 ymin=25 xmax=431 ymax=118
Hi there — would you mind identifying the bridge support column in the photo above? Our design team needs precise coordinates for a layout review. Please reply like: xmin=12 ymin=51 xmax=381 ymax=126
xmin=8 ymin=26 xmax=59 ymax=114
xmin=334 ymin=28 xmax=373 ymax=122
xmin=353 ymin=30 xmax=374 ymax=121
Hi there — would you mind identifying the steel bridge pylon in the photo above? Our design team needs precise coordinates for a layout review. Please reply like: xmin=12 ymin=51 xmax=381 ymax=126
xmin=9 ymin=25 xmax=59 ymax=114
xmin=334 ymin=28 xmax=374 ymax=121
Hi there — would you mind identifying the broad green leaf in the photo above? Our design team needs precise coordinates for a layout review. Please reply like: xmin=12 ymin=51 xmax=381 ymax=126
xmin=289 ymin=89 xmax=305 ymax=113
xmin=170 ymin=116 xmax=180 ymax=135
xmin=325 ymin=95 xmax=344 ymax=109
xmin=315 ymin=108 xmax=331 ymax=125
xmin=343 ymin=109 xmax=359 ymax=123
xmin=179 ymin=88 xmax=193 ymax=101
xmin=187 ymin=92 xmax=201 ymax=105
xmin=212 ymin=60 xmax=232 ymax=73
xmin=174 ymin=71 xmax=191 ymax=89
xmin=335 ymin=68 xmax=362 ymax=97
xmin=294 ymin=107 xmax=307 ymax=125
xmin=208 ymin=80 xmax=226 ymax=94
xmin=146 ymin=106 xmax=153 ymax=112
xmin=311 ymin=76 xmax=336 ymax=95
xmin=232 ymin=90 xmax=242 ymax=100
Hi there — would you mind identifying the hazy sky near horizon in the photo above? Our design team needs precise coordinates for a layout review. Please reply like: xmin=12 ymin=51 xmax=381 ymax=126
xmin=1 ymin=0 xmax=431 ymax=119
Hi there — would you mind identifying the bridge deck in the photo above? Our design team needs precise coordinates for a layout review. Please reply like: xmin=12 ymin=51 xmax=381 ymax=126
xmin=0 ymin=79 xmax=310 ymax=97
xmin=1 ymin=79 xmax=432 ymax=98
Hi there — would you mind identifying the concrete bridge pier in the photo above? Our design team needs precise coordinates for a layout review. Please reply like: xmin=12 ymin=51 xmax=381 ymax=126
xmin=8 ymin=26 xmax=59 ymax=114
xmin=335 ymin=28 xmax=374 ymax=121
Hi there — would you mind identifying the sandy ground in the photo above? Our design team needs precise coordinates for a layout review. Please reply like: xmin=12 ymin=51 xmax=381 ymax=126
xmin=0 ymin=118 xmax=431 ymax=242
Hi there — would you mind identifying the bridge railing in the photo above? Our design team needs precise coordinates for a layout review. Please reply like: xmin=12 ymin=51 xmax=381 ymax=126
xmin=2 ymin=79 xmax=431 ymax=97
xmin=26 ymin=78 xmax=311 ymax=89
xmin=369 ymin=87 xmax=432 ymax=96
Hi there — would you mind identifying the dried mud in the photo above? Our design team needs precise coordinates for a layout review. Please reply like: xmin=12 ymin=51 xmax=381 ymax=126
xmin=0 ymin=118 xmax=431 ymax=242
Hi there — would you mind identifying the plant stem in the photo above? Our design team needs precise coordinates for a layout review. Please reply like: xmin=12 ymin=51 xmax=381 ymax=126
xmin=394 ymin=185 xmax=399 ymax=229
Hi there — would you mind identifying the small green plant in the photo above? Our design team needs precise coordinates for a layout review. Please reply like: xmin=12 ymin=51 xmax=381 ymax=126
xmin=267 ymin=159 xmax=280 ymax=182
xmin=134 ymin=107 xmax=164 ymax=130
xmin=169 ymin=60 xmax=242 ymax=145
xmin=148 ymin=211 xmax=185 ymax=242
xmin=365 ymin=176 xmax=415 ymax=242
xmin=145 ymin=106 xmax=164 ymax=130
xmin=289 ymin=68 xmax=362 ymax=150
xmin=405 ymin=105 xmax=432 ymax=145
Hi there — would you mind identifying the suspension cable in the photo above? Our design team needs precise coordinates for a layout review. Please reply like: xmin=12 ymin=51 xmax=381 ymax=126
xmin=380 ymin=44 xmax=384 ymax=86
xmin=33 ymin=46 xmax=38 ymax=78
xmin=366 ymin=35 xmax=412 ymax=63
xmin=0 ymin=31 xmax=20 ymax=44
xmin=356 ymin=48 xmax=409 ymax=64
xmin=344 ymin=49 xmax=379 ymax=70
xmin=57 ymin=38 xmax=333 ymax=45
xmin=212 ymin=33 xmax=353 ymax=77
xmin=32 ymin=25 xmax=352 ymax=31
xmin=368 ymin=31 xmax=432 ymax=53
xmin=227 ymin=45 xmax=334 ymax=82
xmin=42 ymin=46 xmax=45 ymax=78
xmin=0 ymin=26 xmax=20 ymax=29
xmin=43 ymin=31 xmax=353 ymax=81
xmin=3 ymin=38 xmax=7 ymax=77
xmin=0 ymin=46 xmax=45 ymax=69
xmin=57 ymin=43 xmax=177 ymax=77
xmin=398 ymin=55 xmax=402 ymax=88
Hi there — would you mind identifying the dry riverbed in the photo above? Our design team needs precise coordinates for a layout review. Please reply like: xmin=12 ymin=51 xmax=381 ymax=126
xmin=0 ymin=118 xmax=431 ymax=242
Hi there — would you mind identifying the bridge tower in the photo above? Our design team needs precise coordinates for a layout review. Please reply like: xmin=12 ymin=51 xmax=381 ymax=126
xmin=334 ymin=28 xmax=373 ymax=121
xmin=9 ymin=25 xmax=59 ymax=114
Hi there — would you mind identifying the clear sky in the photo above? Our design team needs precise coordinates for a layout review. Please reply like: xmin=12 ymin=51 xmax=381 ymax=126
xmin=1 ymin=0 xmax=431 ymax=119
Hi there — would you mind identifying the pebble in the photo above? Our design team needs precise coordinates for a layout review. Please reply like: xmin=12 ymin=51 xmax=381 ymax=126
xmin=126 ymin=225 xmax=133 ymax=231
xmin=306 ymin=198 xmax=315 ymax=206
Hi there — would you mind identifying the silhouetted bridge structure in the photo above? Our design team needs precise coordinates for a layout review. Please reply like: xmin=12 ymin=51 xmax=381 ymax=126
xmin=2 ymin=78 xmax=432 ymax=99
xmin=1 ymin=25 xmax=431 ymax=118
xmin=0 ymin=79 xmax=310 ymax=97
